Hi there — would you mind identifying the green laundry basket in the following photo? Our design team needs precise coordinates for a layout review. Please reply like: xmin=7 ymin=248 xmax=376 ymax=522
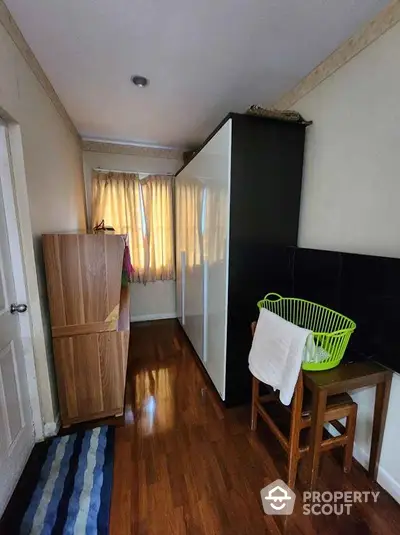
xmin=257 ymin=293 xmax=356 ymax=371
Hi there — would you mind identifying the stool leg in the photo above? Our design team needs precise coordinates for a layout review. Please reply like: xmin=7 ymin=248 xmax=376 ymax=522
xmin=344 ymin=404 xmax=357 ymax=473
xmin=287 ymin=374 xmax=303 ymax=488
xmin=251 ymin=376 xmax=259 ymax=431
xmin=288 ymin=455 xmax=299 ymax=490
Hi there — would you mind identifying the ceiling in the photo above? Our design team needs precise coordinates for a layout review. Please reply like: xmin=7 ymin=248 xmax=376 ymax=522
xmin=5 ymin=0 xmax=389 ymax=149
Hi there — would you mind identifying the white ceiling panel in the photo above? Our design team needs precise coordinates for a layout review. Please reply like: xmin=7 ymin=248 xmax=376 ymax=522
xmin=5 ymin=0 xmax=389 ymax=148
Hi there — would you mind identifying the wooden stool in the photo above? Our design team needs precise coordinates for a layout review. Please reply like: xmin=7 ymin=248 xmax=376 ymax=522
xmin=250 ymin=322 xmax=358 ymax=488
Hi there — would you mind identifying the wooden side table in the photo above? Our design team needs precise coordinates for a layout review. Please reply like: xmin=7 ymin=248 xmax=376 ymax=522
xmin=303 ymin=361 xmax=393 ymax=489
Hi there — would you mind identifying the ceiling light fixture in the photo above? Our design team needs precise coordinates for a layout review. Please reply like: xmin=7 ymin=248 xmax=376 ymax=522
xmin=131 ymin=75 xmax=149 ymax=87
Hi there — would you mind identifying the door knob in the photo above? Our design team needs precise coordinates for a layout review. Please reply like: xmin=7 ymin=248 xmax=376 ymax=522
xmin=10 ymin=303 xmax=28 ymax=314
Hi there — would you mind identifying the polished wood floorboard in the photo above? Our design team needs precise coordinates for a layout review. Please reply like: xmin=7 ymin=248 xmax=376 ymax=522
xmin=110 ymin=320 xmax=400 ymax=535
xmin=2 ymin=319 xmax=400 ymax=534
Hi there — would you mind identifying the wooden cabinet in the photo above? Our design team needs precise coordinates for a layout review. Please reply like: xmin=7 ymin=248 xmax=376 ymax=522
xmin=42 ymin=233 xmax=130 ymax=426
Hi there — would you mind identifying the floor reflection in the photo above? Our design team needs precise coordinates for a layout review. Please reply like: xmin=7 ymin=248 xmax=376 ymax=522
xmin=135 ymin=367 xmax=176 ymax=435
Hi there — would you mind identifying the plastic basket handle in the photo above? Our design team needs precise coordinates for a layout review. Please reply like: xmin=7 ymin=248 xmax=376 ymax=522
xmin=263 ymin=292 xmax=283 ymax=301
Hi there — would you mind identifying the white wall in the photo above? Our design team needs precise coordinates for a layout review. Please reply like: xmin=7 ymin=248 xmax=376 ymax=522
xmin=83 ymin=150 xmax=181 ymax=321
xmin=292 ymin=21 xmax=400 ymax=501
xmin=127 ymin=280 xmax=176 ymax=322
xmin=0 ymin=22 xmax=87 ymax=430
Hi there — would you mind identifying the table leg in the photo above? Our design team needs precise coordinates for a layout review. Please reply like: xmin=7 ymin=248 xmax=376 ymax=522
xmin=368 ymin=374 xmax=392 ymax=480
xmin=308 ymin=387 xmax=328 ymax=490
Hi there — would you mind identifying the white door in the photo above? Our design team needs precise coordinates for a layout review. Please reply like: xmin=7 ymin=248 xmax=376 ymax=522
xmin=203 ymin=119 xmax=232 ymax=400
xmin=0 ymin=125 xmax=35 ymax=515
xmin=175 ymin=164 xmax=205 ymax=360
xmin=175 ymin=178 xmax=184 ymax=326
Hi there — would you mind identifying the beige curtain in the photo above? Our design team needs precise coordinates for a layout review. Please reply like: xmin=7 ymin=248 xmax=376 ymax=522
xmin=141 ymin=175 xmax=175 ymax=281
xmin=91 ymin=171 xmax=175 ymax=283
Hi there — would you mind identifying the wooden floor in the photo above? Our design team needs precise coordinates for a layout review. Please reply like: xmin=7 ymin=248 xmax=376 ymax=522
xmin=110 ymin=320 xmax=400 ymax=535
xmin=2 ymin=319 xmax=400 ymax=534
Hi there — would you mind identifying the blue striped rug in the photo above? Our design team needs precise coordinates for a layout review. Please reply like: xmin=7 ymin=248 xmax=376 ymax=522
xmin=17 ymin=426 xmax=114 ymax=535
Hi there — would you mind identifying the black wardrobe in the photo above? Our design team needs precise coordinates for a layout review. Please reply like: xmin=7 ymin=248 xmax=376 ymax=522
xmin=175 ymin=112 xmax=309 ymax=405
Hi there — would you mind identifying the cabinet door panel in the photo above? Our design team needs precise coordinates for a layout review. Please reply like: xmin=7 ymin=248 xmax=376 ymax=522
xmin=175 ymin=180 xmax=184 ymax=326
xmin=43 ymin=234 xmax=125 ymax=330
xmin=175 ymin=165 xmax=204 ymax=359
xmin=175 ymin=119 xmax=232 ymax=399
xmin=54 ymin=332 xmax=126 ymax=424
xmin=203 ymin=120 xmax=232 ymax=400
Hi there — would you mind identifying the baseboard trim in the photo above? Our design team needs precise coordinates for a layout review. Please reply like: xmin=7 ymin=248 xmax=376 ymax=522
xmin=43 ymin=416 xmax=60 ymax=439
xmin=352 ymin=443 xmax=400 ymax=504
xmin=325 ymin=423 xmax=400 ymax=503
xmin=130 ymin=312 xmax=177 ymax=323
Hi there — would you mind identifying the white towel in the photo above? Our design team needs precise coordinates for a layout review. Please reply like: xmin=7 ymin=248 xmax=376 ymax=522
xmin=248 ymin=308 xmax=312 ymax=405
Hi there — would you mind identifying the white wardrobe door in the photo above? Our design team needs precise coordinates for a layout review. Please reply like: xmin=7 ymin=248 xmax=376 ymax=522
xmin=203 ymin=119 xmax=232 ymax=400
xmin=175 ymin=178 xmax=183 ymax=326
xmin=175 ymin=164 xmax=205 ymax=360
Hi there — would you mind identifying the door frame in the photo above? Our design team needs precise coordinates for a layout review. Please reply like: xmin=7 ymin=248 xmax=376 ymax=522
xmin=0 ymin=114 xmax=44 ymax=440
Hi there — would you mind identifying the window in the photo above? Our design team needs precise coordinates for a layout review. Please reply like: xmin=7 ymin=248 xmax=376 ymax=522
xmin=92 ymin=171 xmax=175 ymax=283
